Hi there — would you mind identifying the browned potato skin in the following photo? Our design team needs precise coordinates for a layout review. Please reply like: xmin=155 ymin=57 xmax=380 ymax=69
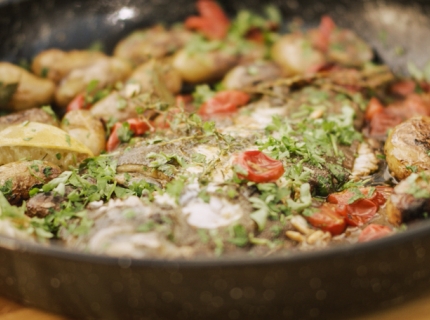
xmin=114 ymin=25 xmax=192 ymax=66
xmin=222 ymin=61 xmax=282 ymax=90
xmin=384 ymin=116 xmax=430 ymax=181
xmin=172 ymin=49 xmax=239 ymax=84
xmin=130 ymin=59 xmax=182 ymax=94
xmin=0 ymin=160 xmax=61 ymax=205
xmin=0 ymin=107 xmax=59 ymax=132
xmin=90 ymin=60 xmax=177 ymax=122
xmin=31 ymin=49 xmax=107 ymax=83
xmin=271 ymin=34 xmax=325 ymax=75
xmin=55 ymin=57 xmax=132 ymax=107
xmin=61 ymin=110 xmax=106 ymax=156
xmin=0 ymin=62 xmax=55 ymax=111
xmin=386 ymin=171 xmax=430 ymax=225
xmin=308 ymin=29 xmax=373 ymax=67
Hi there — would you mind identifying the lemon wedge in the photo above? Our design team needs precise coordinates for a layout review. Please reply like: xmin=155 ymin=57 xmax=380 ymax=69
xmin=0 ymin=122 xmax=93 ymax=169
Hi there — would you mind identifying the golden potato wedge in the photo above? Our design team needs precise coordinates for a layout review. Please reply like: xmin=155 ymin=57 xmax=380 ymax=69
xmin=172 ymin=48 xmax=239 ymax=84
xmin=113 ymin=25 xmax=192 ymax=66
xmin=91 ymin=60 xmax=176 ymax=122
xmin=271 ymin=34 xmax=325 ymax=75
xmin=0 ymin=62 xmax=55 ymax=111
xmin=0 ymin=160 xmax=61 ymax=205
xmin=222 ymin=61 xmax=282 ymax=90
xmin=31 ymin=49 xmax=107 ymax=83
xmin=61 ymin=110 xmax=106 ymax=156
xmin=55 ymin=57 xmax=132 ymax=107
xmin=129 ymin=59 xmax=182 ymax=95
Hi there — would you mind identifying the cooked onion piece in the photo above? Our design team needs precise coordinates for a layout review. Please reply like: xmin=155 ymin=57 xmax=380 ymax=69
xmin=384 ymin=116 xmax=430 ymax=181
xmin=0 ymin=160 xmax=61 ymax=205
xmin=55 ymin=57 xmax=132 ymax=108
xmin=113 ymin=25 xmax=192 ymax=66
xmin=61 ymin=110 xmax=106 ymax=156
xmin=271 ymin=34 xmax=325 ymax=75
xmin=0 ymin=107 xmax=58 ymax=131
xmin=0 ymin=62 xmax=55 ymax=111
xmin=386 ymin=171 xmax=430 ymax=225
xmin=350 ymin=142 xmax=379 ymax=180
xmin=31 ymin=49 xmax=107 ymax=83
xmin=0 ymin=122 xmax=93 ymax=169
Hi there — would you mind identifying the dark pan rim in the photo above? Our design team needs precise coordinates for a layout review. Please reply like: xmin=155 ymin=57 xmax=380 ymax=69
xmin=1 ymin=218 xmax=428 ymax=268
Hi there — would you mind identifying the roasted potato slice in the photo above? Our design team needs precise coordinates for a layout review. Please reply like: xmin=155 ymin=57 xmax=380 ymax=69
xmin=61 ymin=110 xmax=106 ymax=156
xmin=384 ymin=116 xmax=430 ymax=181
xmin=55 ymin=57 xmax=132 ymax=108
xmin=31 ymin=49 xmax=107 ymax=83
xmin=0 ymin=107 xmax=58 ymax=131
xmin=91 ymin=60 xmax=176 ymax=122
xmin=113 ymin=25 xmax=192 ymax=66
xmin=222 ymin=61 xmax=282 ymax=90
xmin=0 ymin=122 xmax=93 ymax=169
xmin=0 ymin=160 xmax=61 ymax=205
xmin=271 ymin=34 xmax=325 ymax=75
xmin=0 ymin=62 xmax=55 ymax=111
xmin=172 ymin=48 xmax=239 ymax=84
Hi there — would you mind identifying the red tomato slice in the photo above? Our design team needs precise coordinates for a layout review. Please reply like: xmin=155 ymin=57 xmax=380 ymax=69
xmin=185 ymin=0 xmax=230 ymax=40
xmin=312 ymin=15 xmax=336 ymax=52
xmin=106 ymin=123 xmax=122 ymax=152
xmin=106 ymin=118 xmax=150 ymax=152
xmin=358 ymin=224 xmax=392 ymax=242
xmin=66 ymin=94 xmax=89 ymax=112
xmin=340 ymin=198 xmax=378 ymax=227
xmin=233 ymin=150 xmax=284 ymax=183
xmin=199 ymin=90 xmax=250 ymax=116
xmin=327 ymin=187 xmax=387 ymax=208
xmin=365 ymin=97 xmax=384 ymax=121
xmin=306 ymin=203 xmax=346 ymax=236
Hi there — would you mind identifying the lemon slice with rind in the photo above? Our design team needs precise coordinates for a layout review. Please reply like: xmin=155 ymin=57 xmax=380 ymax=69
xmin=0 ymin=122 xmax=93 ymax=169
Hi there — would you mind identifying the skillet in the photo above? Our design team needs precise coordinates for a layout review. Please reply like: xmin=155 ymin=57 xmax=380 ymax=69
xmin=1 ymin=0 xmax=430 ymax=319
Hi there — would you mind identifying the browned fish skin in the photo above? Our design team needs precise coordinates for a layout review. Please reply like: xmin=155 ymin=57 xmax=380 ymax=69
xmin=0 ymin=108 xmax=58 ymax=132
xmin=0 ymin=161 xmax=61 ymax=205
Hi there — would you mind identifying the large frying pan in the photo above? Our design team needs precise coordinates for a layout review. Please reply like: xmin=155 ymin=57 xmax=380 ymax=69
xmin=1 ymin=0 xmax=430 ymax=319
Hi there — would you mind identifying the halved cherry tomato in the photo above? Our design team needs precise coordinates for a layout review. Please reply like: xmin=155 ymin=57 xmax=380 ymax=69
xmin=312 ymin=15 xmax=336 ymax=52
xmin=306 ymin=203 xmax=346 ymax=236
xmin=185 ymin=0 xmax=230 ymax=40
xmin=358 ymin=224 xmax=392 ymax=242
xmin=365 ymin=97 xmax=384 ymax=121
xmin=327 ymin=187 xmax=387 ymax=208
xmin=327 ymin=187 xmax=388 ymax=227
xmin=339 ymin=198 xmax=378 ymax=226
xmin=106 ymin=118 xmax=150 ymax=152
xmin=66 ymin=94 xmax=90 ymax=112
xmin=199 ymin=90 xmax=250 ymax=116
xmin=233 ymin=150 xmax=284 ymax=183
